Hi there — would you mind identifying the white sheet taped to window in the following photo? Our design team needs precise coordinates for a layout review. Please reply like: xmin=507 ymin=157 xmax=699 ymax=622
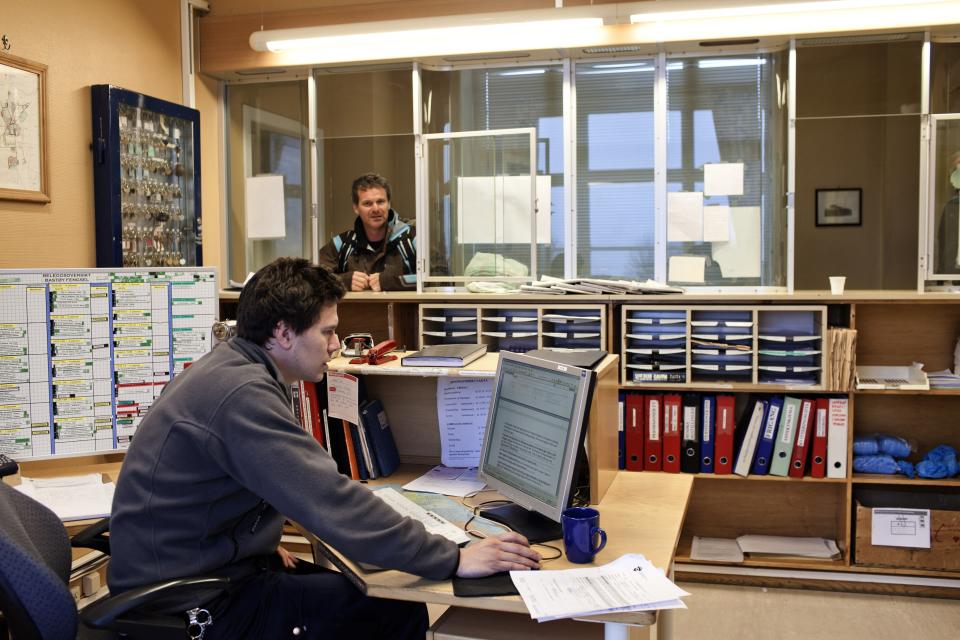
xmin=456 ymin=175 xmax=551 ymax=244
xmin=711 ymin=206 xmax=761 ymax=278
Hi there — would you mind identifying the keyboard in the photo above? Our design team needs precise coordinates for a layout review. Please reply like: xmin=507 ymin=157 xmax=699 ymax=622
xmin=372 ymin=487 xmax=471 ymax=546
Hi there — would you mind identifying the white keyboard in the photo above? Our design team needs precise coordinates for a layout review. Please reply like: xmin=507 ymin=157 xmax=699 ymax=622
xmin=372 ymin=487 xmax=471 ymax=546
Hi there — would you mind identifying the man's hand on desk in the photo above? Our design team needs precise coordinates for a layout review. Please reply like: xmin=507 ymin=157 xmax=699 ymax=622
xmin=368 ymin=272 xmax=381 ymax=292
xmin=456 ymin=532 xmax=541 ymax=578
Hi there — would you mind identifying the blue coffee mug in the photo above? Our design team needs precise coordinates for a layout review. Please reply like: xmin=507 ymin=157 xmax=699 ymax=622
xmin=561 ymin=506 xmax=607 ymax=564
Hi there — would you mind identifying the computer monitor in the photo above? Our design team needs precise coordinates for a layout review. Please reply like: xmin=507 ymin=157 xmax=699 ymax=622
xmin=477 ymin=351 xmax=595 ymax=543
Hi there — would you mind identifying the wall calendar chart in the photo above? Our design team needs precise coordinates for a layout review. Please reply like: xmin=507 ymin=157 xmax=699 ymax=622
xmin=0 ymin=268 xmax=217 ymax=460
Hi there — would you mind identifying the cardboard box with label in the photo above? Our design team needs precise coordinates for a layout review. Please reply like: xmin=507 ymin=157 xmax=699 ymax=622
xmin=855 ymin=501 xmax=960 ymax=571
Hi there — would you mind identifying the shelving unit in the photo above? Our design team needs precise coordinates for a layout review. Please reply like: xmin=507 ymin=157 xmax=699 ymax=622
xmin=217 ymin=289 xmax=960 ymax=595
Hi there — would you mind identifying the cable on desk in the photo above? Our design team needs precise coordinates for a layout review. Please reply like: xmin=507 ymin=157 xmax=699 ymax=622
xmin=460 ymin=491 xmax=562 ymax=562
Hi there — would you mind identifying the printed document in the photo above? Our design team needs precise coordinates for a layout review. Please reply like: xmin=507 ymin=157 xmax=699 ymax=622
xmin=437 ymin=376 xmax=493 ymax=467
xmin=510 ymin=553 xmax=689 ymax=622
xmin=16 ymin=474 xmax=115 ymax=521
xmin=871 ymin=508 xmax=931 ymax=549
xmin=403 ymin=465 xmax=486 ymax=497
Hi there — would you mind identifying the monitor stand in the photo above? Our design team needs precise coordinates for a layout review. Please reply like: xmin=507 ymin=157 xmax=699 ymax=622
xmin=479 ymin=503 xmax=562 ymax=544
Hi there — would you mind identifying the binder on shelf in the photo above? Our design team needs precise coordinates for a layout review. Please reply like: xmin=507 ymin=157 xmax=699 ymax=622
xmin=347 ymin=422 xmax=370 ymax=480
xmin=618 ymin=392 xmax=626 ymax=470
xmin=401 ymin=343 xmax=487 ymax=367
xmin=700 ymin=395 xmax=716 ymax=474
xmin=342 ymin=420 xmax=361 ymax=481
xmin=359 ymin=399 xmax=400 ymax=478
xmin=769 ymin=396 xmax=801 ymax=477
xmin=662 ymin=394 xmax=682 ymax=473
xmin=810 ymin=398 xmax=829 ymax=479
xmin=734 ymin=398 xmax=768 ymax=477
xmin=789 ymin=398 xmax=815 ymax=478
xmin=680 ymin=394 xmax=701 ymax=474
xmin=714 ymin=395 xmax=736 ymax=475
xmin=624 ymin=392 xmax=645 ymax=471
xmin=643 ymin=394 xmax=663 ymax=471
xmin=355 ymin=422 xmax=378 ymax=479
xmin=301 ymin=381 xmax=325 ymax=449
xmin=826 ymin=397 xmax=849 ymax=478
xmin=751 ymin=396 xmax=782 ymax=476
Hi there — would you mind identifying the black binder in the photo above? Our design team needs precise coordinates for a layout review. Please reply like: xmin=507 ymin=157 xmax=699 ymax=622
xmin=680 ymin=393 xmax=701 ymax=473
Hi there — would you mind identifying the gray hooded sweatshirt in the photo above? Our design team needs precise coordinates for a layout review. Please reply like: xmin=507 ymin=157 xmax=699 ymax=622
xmin=108 ymin=336 xmax=458 ymax=593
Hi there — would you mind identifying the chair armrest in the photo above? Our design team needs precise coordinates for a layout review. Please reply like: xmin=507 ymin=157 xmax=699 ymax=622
xmin=81 ymin=576 xmax=231 ymax=629
xmin=70 ymin=517 xmax=110 ymax=555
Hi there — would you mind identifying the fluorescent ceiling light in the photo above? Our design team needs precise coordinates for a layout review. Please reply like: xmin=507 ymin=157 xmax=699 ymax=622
xmin=629 ymin=0 xmax=960 ymax=41
xmin=498 ymin=69 xmax=548 ymax=76
xmin=250 ymin=8 xmax=606 ymax=65
xmin=698 ymin=59 xmax=767 ymax=68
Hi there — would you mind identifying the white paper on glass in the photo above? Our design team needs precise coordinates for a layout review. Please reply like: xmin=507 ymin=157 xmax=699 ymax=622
xmin=244 ymin=174 xmax=287 ymax=239
xmin=711 ymin=206 xmax=761 ymax=278
xmin=871 ymin=508 xmax=931 ymax=549
xmin=437 ymin=376 xmax=493 ymax=467
xmin=703 ymin=205 xmax=731 ymax=242
xmin=457 ymin=175 xmax=551 ymax=244
xmin=668 ymin=255 xmax=706 ymax=283
xmin=667 ymin=191 xmax=704 ymax=242
xmin=704 ymin=162 xmax=744 ymax=196
xmin=325 ymin=371 xmax=360 ymax=425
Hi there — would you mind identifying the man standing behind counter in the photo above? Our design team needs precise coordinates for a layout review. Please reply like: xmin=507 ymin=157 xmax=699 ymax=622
xmin=318 ymin=173 xmax=417 ymax=291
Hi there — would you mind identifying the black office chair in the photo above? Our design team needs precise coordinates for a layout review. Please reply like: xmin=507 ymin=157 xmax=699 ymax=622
xmin=0 ymin=482 xmax=230 ymax=639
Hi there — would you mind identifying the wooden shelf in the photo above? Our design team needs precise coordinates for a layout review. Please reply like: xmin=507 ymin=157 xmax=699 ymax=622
xmin=689 ymin=473 xmax=847 ymax=484
xmin=852 ymin=474 xmax=960 ymax=487
xmin=855 ymin=388 xmax=960 ymax=396
xmin=674 ymin=536 xmax=848 ymax=572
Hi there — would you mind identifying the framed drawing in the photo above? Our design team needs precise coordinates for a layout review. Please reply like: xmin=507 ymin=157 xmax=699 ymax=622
xmin=815 ymin=188 xmax=861 ymax=227
xmin=0 ymin=52 xmax=49 ymax=203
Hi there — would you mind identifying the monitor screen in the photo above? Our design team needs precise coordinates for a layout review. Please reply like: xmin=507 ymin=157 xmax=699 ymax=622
xmin=478 ymin=351 xmax=594 ymax=530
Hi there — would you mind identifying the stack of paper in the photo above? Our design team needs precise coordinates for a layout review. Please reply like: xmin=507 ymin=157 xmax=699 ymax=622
xmin=15 ymin=474 xmax=115 ymax=521
xmin=927 ymin=369 xmax=960 ymax=389
xmin=827 ymin=327 xmax=857 ymax=391
xmin=510 ymin=554 xmax=689 ymax=622
xmin=691 ymin=535 xmax=840 ymax=562
xmin=519 ymin=275 xmax=684 ymax=295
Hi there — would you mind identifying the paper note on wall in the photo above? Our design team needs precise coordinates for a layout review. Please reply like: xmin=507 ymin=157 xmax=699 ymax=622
xmin=437 ymin=376 xmax=493 ymax=467
xmin=326 ymin=372 xmax=360 ymax=425
xmin=711 ymin=206 xmax=761 ymax=278
xmin=704 ymin=163 xmax=744 ymax=196
xmin=457 ymin=175 xmax=551 ymax=244
xmin=703 ymin=205 xmax=731 ymax=242
xmin=244 ymin=174 xmax=286 ymax=239
xmin=667 ymin=191 xmax=704 ymax=242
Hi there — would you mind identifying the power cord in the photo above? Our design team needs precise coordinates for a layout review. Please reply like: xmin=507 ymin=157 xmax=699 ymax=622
xmin=460 ymin=491 xmax=563 ymax=562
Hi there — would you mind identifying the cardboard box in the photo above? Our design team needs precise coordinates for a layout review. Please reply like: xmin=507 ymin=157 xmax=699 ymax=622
xmin=855 ymin=501 xmax=960 ymax=572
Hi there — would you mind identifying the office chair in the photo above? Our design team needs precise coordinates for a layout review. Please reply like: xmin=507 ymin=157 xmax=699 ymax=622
xmin=0 ymin=482 xmax=230 ymax=640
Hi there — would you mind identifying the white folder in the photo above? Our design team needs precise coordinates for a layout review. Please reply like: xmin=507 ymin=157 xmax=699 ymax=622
xmin=826 ymin=398 xmax=849 ymax=478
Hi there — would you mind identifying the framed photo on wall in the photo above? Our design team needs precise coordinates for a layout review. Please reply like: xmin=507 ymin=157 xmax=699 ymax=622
xmin=0 ymin=52 xmax=49 ymax=203
xmin=815 ymin=188 xmax=861 ymax=227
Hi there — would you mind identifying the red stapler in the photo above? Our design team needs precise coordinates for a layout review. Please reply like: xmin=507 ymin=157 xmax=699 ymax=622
xmin=349 ymin=339 xmax=398 ymax=365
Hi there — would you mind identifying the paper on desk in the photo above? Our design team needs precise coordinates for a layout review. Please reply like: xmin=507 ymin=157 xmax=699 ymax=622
xmin=402 ymin=465 xmax=486 ymax=497
xmin=736 ymin=535 xmax=840 ymax=559
xmin=690 ymin=536 xmax=744 ymax=562
xmin=510 ymin=553 xmax=689 ymax=622
xmin=437 ymin=376 xmax=492 ymax=468
xmin=16 ymin=474 xmax=115 ymax=522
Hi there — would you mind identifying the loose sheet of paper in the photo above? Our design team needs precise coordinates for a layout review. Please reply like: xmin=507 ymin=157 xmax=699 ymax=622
xmin=871 ymin=508 xmax=931 ymax=549
xmin=326 ymin=372 xmax=360 ymax=425
xmin=668 ymin=255 xmax=706 ymax=283
xmin=667 ymin=191 xmax=704 ymax=242
xmin=402 ymin=465 xmax=486 ymax=497
xmin=510 ymin=553 xmax=689 ymax=622
xmin=703 ymin=205 xmax=731 ymax=242
xmin=703 ymin=162 xmax=744 ymax=196
xmin=691 ymin=536 xmax=744 ymax=562
xmin=437 ymin=376 xmax=493 ymax=467
xmin=736 ymin=534 xmax=840 ymax=558
xmin=15 ymin=474 xmax=115 ymax=521
xmin=711 ymin=206 xmax=761 ymax=278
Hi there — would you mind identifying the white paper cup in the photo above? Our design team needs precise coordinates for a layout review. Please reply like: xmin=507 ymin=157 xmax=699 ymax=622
xmin=829 ymin=276 xmax=846 ymax=295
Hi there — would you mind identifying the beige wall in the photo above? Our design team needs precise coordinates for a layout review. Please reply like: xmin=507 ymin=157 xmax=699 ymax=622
xmin=0 ymin=0 xmax=186 ymax=268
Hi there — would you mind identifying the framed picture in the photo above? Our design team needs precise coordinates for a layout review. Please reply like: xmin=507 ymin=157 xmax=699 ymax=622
xmin=815 ymin=188 xmax=861 ymax=227
xmin=0 ymin=52 xmax=49 ymax=203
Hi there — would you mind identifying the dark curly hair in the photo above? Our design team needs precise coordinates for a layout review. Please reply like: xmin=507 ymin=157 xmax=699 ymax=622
xmin=351 ymin=173 xmax=392 ymax=205
xmin=236 ymin=257 xmax=345 ymax=346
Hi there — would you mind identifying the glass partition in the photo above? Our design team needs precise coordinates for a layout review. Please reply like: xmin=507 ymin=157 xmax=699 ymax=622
xmin=665 ymin=52 xmax=789 ymax=287
xmin=422 ymin=129 xmax=537 ymax=285
xmin=930 ymin=116 xmax=960 ymax=278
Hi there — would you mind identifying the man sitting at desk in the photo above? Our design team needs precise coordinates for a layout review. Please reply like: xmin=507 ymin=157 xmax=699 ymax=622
xmin=318 ymin=172 xmax=417 ymax=292
xmin=108 ymin=257 xmax=540 ymax=639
